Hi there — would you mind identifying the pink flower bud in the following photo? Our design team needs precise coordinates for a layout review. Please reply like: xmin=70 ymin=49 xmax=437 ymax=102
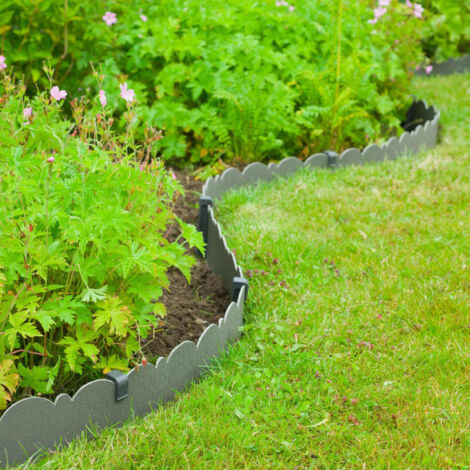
xmin=47 ymin=156 xmax=55 ymax=163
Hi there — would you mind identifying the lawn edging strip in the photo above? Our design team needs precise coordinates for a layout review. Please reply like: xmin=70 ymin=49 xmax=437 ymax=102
xmin=1 ymin=57 xmax=468 ymax=467
xmin=202 ymin=98 xmax=439 ymax=201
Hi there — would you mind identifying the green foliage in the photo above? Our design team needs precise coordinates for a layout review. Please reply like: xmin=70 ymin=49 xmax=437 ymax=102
xmin=0 ymin=0 xmax=445 ymax=164
xmin=421 ymin=0 xmax=470 ymax=61
xmin=0 ymin=74 xmax=204 ymax=409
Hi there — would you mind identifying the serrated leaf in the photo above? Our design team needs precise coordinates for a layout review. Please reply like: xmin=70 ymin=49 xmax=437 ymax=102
xmin=0 ymin=359 xmax=20 ymax=410
xmin=18 ymin=361 xmax=60 ymax=395
xmin=32 ymin=310 xmax=55 ymax=332
xmin=179 ymin=222 xmax=205 ymax=253
xmin=81 ymin=285 xmax=108 ymax=303
xmin=94 ymin=296 xmax=132 ymax=337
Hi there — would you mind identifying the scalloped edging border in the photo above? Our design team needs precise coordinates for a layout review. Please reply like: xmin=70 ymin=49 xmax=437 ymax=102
xmin=202 ymin=98 xmax=440 ymax=200
xmin=1 ymin=58 xmax=468 ymax=467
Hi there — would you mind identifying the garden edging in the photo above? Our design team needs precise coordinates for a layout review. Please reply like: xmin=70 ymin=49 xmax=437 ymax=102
xmin=1 ymin=57 xmax=468 ymax=468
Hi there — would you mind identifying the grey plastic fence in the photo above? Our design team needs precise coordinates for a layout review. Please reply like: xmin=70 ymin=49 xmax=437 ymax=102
xmin=1 ymin=55 xmax=468 ymax=467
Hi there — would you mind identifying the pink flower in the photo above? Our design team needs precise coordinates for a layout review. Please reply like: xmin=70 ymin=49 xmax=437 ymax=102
xmin=0 ymin=55 xmax=6 ymax=71
xmin=140 ymin=14 xmax=148 ymax=22
xmin=50 ymin=86 xmax=67 ymax=101
xmin=294 ymin=333 xmax=298 ymax=342
xmin=47 ymin=156 xmax=55 ymax=163
xmin=414 ymin=3 xmax=424 ymax=18
xmin=139 ymin=164 xmax=144 ymax=172
xmin=368 ymin=18 xmax=378 ymax=24
xmin=379 ymin=0 xmax=391 ymax=6
xmin=102 ymin=11 xmax=117 ymax=26
xmin=425 ymin=65 xmax=433 ymax=75
xmin=406 ymin=0 xmax=413 ymax=7
xmin=99 ymin=89 xmax=107 ymax=107
xmin=374 ymin=6 xmax=387 ymax=18
xmin=288 ymin=5 xmax=295 ymax=11
xmin=169 ymin=169 xmax=177 ymax=180
xmin=120 ymin=82 xmax=135 ymax=103
xmin=23 ymin=107 xmax=32 ymax=118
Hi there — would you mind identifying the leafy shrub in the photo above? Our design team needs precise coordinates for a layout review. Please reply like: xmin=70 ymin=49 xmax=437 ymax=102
xmin=420 ymin=0 xmax=470 ymax=61
xmin=0 ymin=72 xmax=204 ymax=410
xmin=0 ymin=0 xmax=440 ymax=165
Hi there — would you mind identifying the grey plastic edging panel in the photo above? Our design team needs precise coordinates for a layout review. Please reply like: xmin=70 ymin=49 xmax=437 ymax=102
xmin=205 ymin=206 xmax=239 ymax=293
xmin=398 ymin=131 xmax=414 ymax=157
xmin=382 ymin=136 xmax=400 ymax=160
xmin=362 ymin=144 xmax=386 ymax=164
xmin=270 ymin=157 xmax=303 ymax=177
xmin=197 ymin=323 xmax=224 ymax=365
xmin=202 ymin=176 xmax=216 ymax=199
xmin=0 ymin=292 xmax=248 ymax=468
xmin=224 ymin=301 xmax=244 ymax=344
xmin=219 ymin=168 xmax=245 ymax=194
xmin=241 ymin=162 xmax=272 ymax=185
xmin=0 ymin=379 xmax=122 ymax=468
xmin=338 ymin=148 xmax=362 ymax=167
xmin=304 ymin=153 xmax=328 ymax=168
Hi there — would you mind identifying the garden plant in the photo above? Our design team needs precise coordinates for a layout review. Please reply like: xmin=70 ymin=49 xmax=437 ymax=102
xmin=0 ymin=69 xmax=204 ymax=410
xmin=1 ymin=0 xmax=467 ymax=166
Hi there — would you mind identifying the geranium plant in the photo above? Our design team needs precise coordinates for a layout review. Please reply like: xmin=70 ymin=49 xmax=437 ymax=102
xmin=0 ymin=71 xmax=204 ymax=410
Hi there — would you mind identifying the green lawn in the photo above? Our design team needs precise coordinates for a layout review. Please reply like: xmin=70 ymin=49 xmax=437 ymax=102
xmin=21 ymin=73 xmax=469 ymax=469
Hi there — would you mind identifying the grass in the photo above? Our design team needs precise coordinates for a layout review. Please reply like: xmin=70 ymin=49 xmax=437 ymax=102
xmin=16 ymin=73 xmax=470 ymax=469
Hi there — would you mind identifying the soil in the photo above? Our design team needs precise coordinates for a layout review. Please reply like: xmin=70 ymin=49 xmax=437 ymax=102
xmin=141 ymin=171 xmax=231 ymax=359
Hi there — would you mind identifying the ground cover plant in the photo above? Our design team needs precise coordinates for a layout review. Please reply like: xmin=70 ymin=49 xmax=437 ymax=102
xmin=0 ymin=71 xmax=204 ymax=411
xmin=23 ymin=72 xmax=470 ymax=469
xmin=1 ymin=0 xmax=461 ymax=166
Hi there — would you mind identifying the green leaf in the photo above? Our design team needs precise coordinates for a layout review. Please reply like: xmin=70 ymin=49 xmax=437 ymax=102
xmin=59 ymin=328 xmax=99 ymax=372
xmin=179 ymin=222 xmax=205 ymax=253
xmin=95 ymin=355 xmax=129 ymax=375
xmin=5 ymin=312 xmax=41 ymax=348
xmin=94 ymin=296 xmax=132 ymax=337
xmin=0 ymin=359 xmax=19 ymax=410
xmin=32 ymin=310 xmax=55 ymax=332
xmin=81 ymin=285 xmax=108 ymax=303
xmin=43 ymin=296 xmax=84 ymax=325
xmin=18 ymin=361 xmax=60 ymax=395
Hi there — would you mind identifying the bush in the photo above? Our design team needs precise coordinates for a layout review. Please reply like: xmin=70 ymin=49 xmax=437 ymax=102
xmin=0 ymin=0 xmax=439 ymax=165
xmin=0 ymin=72 xmax=204 ymax=410
xmin=421 ymin=0 xmax=470 ymax=61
